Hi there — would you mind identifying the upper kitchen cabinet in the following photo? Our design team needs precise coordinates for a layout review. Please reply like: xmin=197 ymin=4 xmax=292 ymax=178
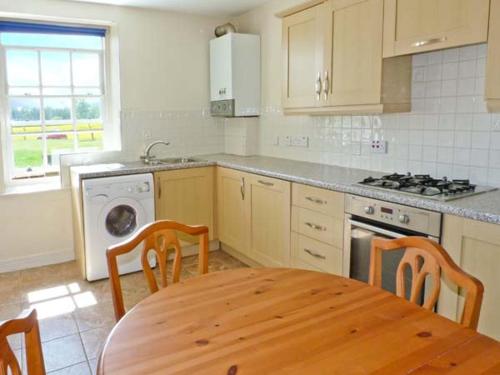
xmin=383 ymin=0 xmax=490 ymax=57
xmin=486 ymin=0 xmax=500 ymax=111
xmin=282 ymin=4 xmax=325 ymax=109
xmin=280 ymin=0 xmax=412 ymax=115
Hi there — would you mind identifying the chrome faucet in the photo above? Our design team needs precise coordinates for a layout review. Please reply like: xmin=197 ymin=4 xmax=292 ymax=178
xmin=141 ymin=140 xmax=170 ymax=164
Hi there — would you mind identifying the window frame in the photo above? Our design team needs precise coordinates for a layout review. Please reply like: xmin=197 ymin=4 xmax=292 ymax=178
xmin=0 ymin=28 xmax=112 ymax=185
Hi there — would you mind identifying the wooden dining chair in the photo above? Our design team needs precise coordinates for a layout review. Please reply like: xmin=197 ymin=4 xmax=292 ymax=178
xmin=369 ymin=236 xmax=484 ymax=330
xmin=0 ymin=308 xmax=45 ymax=375
xmin=107 ymin=220 xmax=209 ymax=321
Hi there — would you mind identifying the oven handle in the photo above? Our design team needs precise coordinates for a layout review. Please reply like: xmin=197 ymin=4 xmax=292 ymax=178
xmin=348 ymin=219 xmax=407 ymax=239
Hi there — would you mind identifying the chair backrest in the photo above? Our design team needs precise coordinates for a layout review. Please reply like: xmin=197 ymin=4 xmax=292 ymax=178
xmin=369 ymin=236 xmax=484 ymax=330
xmin=107 ymin=220 xmax=209 ymax=321
xmin=0 ymin=309 xmax=45 ymax=375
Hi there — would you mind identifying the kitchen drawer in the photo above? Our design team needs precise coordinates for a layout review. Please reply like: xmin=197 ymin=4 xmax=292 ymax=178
xmin=292 ymin=183 xmax=344 ymax=217
xmin=292 ymin=233 xmax=342 ymax=275
xmin=291 ymin=256 xmax=323 ymax=273
xmin=292 ymin=206 xmax=343 ymax=248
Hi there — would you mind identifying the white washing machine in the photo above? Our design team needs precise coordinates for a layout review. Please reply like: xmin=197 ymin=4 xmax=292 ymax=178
xmin=82 ymin=173 xmax=155 ymax=281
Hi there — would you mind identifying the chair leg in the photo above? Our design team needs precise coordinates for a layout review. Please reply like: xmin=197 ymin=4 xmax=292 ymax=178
xmin=198 ymin=233 xmax=209 ymax=275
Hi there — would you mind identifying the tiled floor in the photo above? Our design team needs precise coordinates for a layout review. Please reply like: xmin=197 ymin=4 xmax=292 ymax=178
xmin=0 ymin=250 xmax=247 ymax=374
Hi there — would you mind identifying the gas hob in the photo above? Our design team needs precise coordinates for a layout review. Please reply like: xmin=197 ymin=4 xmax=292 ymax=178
xmin=358 ymin=173 xmax=497 ymax=201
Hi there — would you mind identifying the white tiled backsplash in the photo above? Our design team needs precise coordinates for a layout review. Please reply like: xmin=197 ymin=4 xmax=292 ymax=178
xmin=251 ymin=43 xmax=500 ymax=187
xmin=60 ymin=109 xmax=225 ymax=187
xmin=121 ymin=109 xmax=225 ymax=158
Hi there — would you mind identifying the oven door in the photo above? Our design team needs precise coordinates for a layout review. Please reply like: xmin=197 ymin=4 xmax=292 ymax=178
xmin=343 ymin=215 xmax=440 ymax=301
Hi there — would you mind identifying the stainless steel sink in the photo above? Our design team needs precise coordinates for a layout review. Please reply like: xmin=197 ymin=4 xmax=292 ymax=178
xmin=159 ymin=157 xmax=199 ymax=164
xmin=144 ymin=157 xmax=199 ymax=166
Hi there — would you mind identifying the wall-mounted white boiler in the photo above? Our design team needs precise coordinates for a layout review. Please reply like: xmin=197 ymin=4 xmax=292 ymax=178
xmin=210 ymin=33 xmax=260 ymax=117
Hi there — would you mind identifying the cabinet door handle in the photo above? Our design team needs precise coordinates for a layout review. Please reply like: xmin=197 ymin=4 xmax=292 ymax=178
xmin=304 ymin=248 xmax=326 ymax=260
xmin=305 ymin=222 xmax=326 ymax=231
xmin=412 ymin=36 xmax=447 ymax=48
xmin=315 ymin=72 xmax=322 ymax=101
xmin=306 ymin=196 xmax=326 ymax=205
xmin=323 ymin=71 xmax=330 ymax=100
xmin=258 ymin=180 xmax=274 ymax=187
xmin=240 ymin=177 xmax=245 ymax=200
xmin=157 ymin=179 xmax=162 ymax=199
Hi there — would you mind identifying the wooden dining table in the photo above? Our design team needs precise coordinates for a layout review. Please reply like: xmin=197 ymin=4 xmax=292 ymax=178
xmin=98 ymin=268 xmax=500 ymax=374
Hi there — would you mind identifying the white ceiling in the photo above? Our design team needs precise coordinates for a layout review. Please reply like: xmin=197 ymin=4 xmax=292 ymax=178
xmin=68 ymin=0 xmax=271 ymax=17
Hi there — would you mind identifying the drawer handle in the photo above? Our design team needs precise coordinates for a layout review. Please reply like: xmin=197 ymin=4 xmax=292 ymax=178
xmin=305 ymin=222 xmax=326 ymax=231
xmin=315 ymin=72 xmax=322 ymax=101
xmin=304 ymin=248 xmax=326 ymax=260
xmin=305 ymin=196 xmax=326 ymax=205
xmin=240 ymin=177 xmax=245 ymax=200
xmin=412 ymin=36 xmax=447 ymax=48
xmin=258 ymin=180 xmax=274 ymax=187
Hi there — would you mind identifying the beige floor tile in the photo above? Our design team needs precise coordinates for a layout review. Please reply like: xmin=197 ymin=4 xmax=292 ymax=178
xmin=80 ymin=325 xmax=114 ymax=360
xmin=13 ymin=348 xmax=23 ymax=372
xmin=0 ymin=270 xmax=22 ymax=305
xmin=84 ymin=279 xmax=112 ymax=302
xmin=73 ymin=301 xmax=116 ymax=332
xmin=88 ymin=359 xmax=98 ymax=375
xmin=38 ymin=313 xmax=79 ymax=342
xmin=20 ymin=262 xmax=81 ymax=291
xmin=42 ymin=334 xmax=87 ymax=372
xmin=47 ymin=361 xmax=91 ymax=375
xmin=0 ymin=303 xmax=24 ymax=350
xmin=123 ymin=287 xmax=151 ymax=311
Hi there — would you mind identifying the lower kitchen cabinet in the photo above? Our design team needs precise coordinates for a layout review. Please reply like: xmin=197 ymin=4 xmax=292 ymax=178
xmin=248 ymin=174 xmax=291 ymax=267
xmin=217 ymin=168 xmax=291 ymax=268
xmin=217 ymin=167 xmax=251 ymax=256
xmin=291 ymin=183 xmax=345 ymax=275
xmin=291 ymin=232 xmax=343 ymax=274
xmin=155 ymin=167 xmax=215 ymax=242
xmin=440 ymin=214 xmax=500 ymax=340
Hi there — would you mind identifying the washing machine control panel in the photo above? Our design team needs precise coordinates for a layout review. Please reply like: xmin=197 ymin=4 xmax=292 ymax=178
xmin=126 ymin=182 xmax=151 ymax=194
xmin=86 ymin=181 xmax=151 ymax=196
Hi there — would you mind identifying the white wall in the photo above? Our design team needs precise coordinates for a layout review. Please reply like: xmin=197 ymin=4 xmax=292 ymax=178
xmin=0 ymin=189 xmax=74 ymax=272
xmin=0 ymin=0 xmax=225 ymax=272
xmin=230 ymin=0 xmax=500 ymax=187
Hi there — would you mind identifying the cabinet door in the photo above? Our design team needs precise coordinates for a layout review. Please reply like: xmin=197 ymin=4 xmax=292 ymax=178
xmin=440 ymin=215 xmax=500 ymax=340
xmin=325 ymin=0 xmax=384 ymax=106
xmin=155 ymin=167 xmax=215 ymax=242
xmin=249 ymin=175 xmax=291 ymax=267
xmin=383 ymin=0 xmax=490 ymax=57
xmin=216 ymin=167 xmax=251 ymax=255
xmin=282 ymin=4 xmax=325 ymax=109
xmin=486 ymin=0 xmax=500 ymax=112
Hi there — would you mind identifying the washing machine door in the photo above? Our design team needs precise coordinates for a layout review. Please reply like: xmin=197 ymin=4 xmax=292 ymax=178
xmin=100 ymin=198 xmax=147 ymax=241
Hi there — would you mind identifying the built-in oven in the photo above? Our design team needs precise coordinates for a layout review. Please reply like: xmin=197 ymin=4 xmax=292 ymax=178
xmin=343 ymin=195 xmax=442 ymax=299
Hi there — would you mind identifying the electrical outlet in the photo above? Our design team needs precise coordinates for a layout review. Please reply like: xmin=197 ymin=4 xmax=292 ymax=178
xmin=493 ymin=117 xmax=500 ymax=132
xmin=280 ymin=136 xmax=292 ymax=146
xmin=291 ymin=136 xmax=309 ymax=148
xmin=371 ymin=140 xmax=387 ymax=154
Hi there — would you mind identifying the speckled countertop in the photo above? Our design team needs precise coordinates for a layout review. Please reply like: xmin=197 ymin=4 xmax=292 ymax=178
xmin=71 ymin=153 xmax=500 ymax=225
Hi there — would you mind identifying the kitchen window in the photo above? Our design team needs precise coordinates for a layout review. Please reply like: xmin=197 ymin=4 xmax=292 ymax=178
xmin=0 ymin=20 xmax=109 ymax=181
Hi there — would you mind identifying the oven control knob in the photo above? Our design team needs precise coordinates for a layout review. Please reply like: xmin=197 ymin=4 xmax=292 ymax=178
xmin=364 ymin=206 xmax=375 ymax=215
xmin=399 ymin=214 xmax=410 ymax=224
